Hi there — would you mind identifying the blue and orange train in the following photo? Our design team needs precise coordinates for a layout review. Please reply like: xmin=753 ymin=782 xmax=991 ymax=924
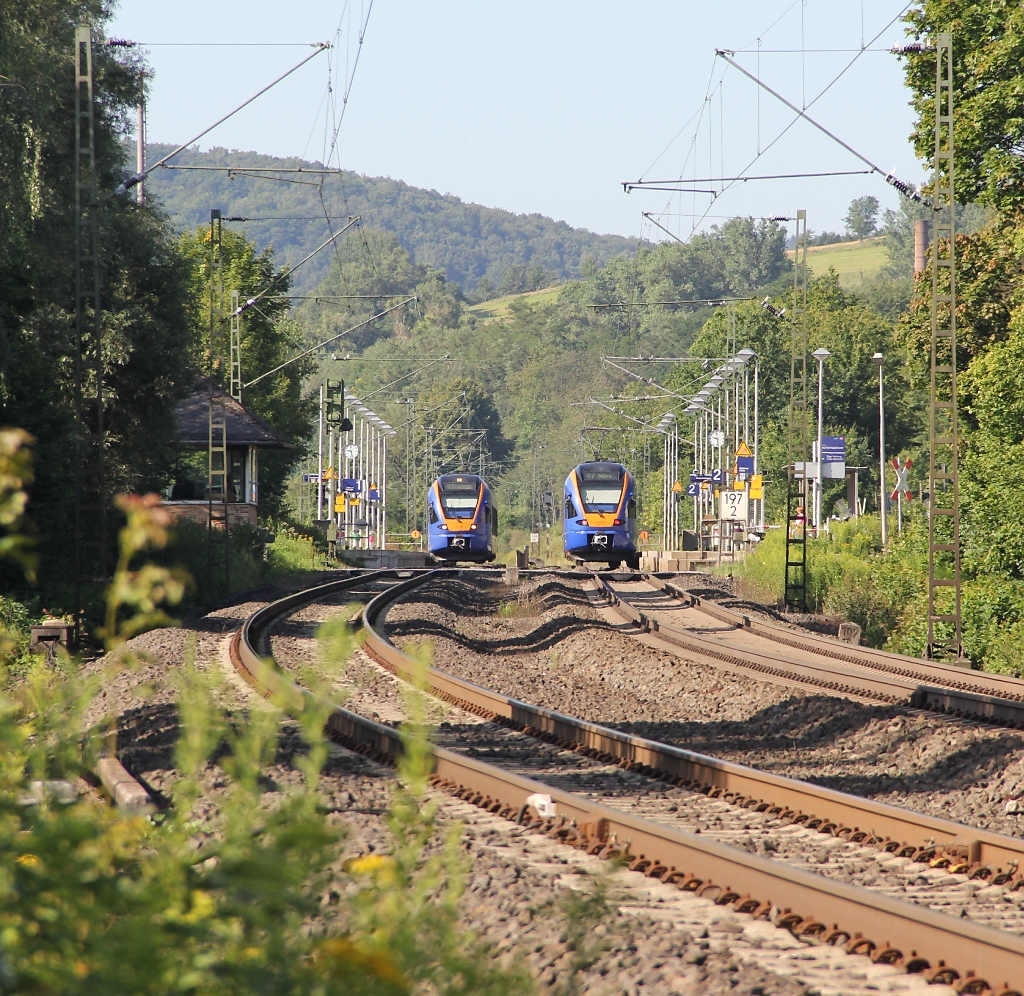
xmin=426 ymin=473 xmax=497 ymax=563
xmin=563 ymin=461 xmax=639 ymax=569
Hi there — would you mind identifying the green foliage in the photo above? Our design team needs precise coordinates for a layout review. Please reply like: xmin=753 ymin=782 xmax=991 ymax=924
xmin=901 ymin=1 xmax=1024 ymax=212
xmin=100 ymin=494 xmax=188 ymax=650
xmin=0 ymin=444 xmax=533 ymax=992
xmin=145 ymin=145 xmax=636 ymax=295
xmin=0 ymin=4 xmax=194 ymax=583
xmin=265 ymin=522 xmax=333 ymax=576
xmin=178 ymin=227 xmax=315 ymax=513
xmin=844 ymin=196 xmax=880 ymax=240
xmin=146 ymin=518 xmax=265 ymax=608
xmin=729 ymin=519 xmax=926 ymax=651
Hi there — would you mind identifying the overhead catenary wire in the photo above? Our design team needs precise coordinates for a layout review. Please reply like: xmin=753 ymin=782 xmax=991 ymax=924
xmin=116 ymin=43 xmax=330 ymax=193
xmin=233 ymin=217 xmax=361 ymax=317
xmin=359 ymin=355 xmax=452 ymax=403
xmin=640 ymin=2 xmax=916 ymax=242
xmin=244 ymin=297 xmax=416 ymax=389
xmin=159 ymin=165 xmax=345 ymax=173
xmin=589 ymin=297 xmax=753 ymax=309
xmin=118 ymin=42 xmax=325 ymax=47
xmin=625 ymin=170 xmax=873 ymax=192
xmin=714 ymin=48 xmax=922 ymax=201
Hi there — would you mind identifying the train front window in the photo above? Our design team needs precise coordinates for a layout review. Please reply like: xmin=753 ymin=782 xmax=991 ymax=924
xmin=580 ymin=486 xmax=623 ymax=512
xmin=441 ymin=496 xmax=478 ymax=518
xmin=437 ymin=474 xmax=481 ymax=518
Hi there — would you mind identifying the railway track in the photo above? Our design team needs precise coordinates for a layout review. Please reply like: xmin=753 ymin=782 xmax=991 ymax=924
xmin=596 ymin=574 xmax=1024 ymax=728
xmin=227 ymin=567 xmax=1024 ymax=994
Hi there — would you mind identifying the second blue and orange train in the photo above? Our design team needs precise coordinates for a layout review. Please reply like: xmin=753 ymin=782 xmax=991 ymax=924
xmin=562 ymin=461 xmax=639 ymax=569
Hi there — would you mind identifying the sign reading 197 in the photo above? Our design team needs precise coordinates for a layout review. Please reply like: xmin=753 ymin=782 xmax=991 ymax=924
xmin=719 ymin=489 xmax=749 ymax=521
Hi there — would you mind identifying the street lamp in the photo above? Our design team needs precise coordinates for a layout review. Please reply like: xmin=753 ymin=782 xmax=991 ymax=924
xmin=873 ymin=352 xmax=886 ymax=545
xmin=811 ymin=348 xmax=831 ymax=532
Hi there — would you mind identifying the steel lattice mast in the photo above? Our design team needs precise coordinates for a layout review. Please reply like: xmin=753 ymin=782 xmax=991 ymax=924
xmin=784 ymin=210 xmax=810 ymax=612
xmin=927 ymin=33 xmax=962 ymax=659
xmin=207 ymin=210 xmax=230 ymax=593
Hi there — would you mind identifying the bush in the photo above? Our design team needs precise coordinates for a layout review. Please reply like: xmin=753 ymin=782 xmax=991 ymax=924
xmin=0 ymin=477 xmax=534 ymax=994
xmin=150 ymin=518 xmax=267 ymax=606
xmin=727 ymin=516 xmax=926 ymax=650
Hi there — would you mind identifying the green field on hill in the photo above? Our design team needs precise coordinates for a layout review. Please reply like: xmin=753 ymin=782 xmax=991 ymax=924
xmin=786 ymin=237 xmax=888 ymax=287
xmin=466 ymin=284 xmax=563 ymax=319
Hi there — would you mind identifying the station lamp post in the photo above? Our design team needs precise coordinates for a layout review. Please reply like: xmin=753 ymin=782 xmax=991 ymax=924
xmin=811 ymin=347 xmax=831 ymax=531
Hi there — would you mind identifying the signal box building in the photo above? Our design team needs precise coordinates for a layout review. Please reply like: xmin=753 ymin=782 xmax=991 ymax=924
xmin=162 ymin=388 xmax=290 ymax=528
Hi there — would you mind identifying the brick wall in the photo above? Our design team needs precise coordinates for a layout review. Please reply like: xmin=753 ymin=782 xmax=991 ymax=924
xmin=160 ymin=501 xmax=258 ymax=529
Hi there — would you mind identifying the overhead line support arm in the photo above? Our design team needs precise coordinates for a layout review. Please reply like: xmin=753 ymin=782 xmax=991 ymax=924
xmin=713 ymin=50 xmax=922 ymax=202
xmin=116 ymin=43 xmax=329 ymax=194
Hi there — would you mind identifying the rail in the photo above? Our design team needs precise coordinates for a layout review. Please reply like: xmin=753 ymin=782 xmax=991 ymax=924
xmin=656 ymin=574 xmax=1024 ymax=702
xmin=231 ymin=568 xmax=1024 ymax=994
xmin=612 ymin=574 xmax=1024 ymax=727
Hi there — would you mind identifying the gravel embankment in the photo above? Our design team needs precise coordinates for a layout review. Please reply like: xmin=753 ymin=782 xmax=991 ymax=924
xmin=80 ymin=592 xmax=823 ymax=995
xmin=265 ymin=593 xmax=961 ymax=995
xmin=386 ymin=574 xmax=1024 ymax=838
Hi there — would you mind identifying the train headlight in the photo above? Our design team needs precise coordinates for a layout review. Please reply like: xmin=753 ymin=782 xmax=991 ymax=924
xmin=470 ymin=524 xmax=477 ymax=529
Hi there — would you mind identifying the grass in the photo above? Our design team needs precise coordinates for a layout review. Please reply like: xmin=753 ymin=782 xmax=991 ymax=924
xmin=467 ymin=284 xmax=562 ymax=320
xmin=496 ymin=594 xmax=544 ymax=618
xmin=785 ymin=237 xmax=888 ymax=287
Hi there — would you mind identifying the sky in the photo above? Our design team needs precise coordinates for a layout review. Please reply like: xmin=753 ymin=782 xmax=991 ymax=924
xmin=108 ymin=0 xmax=926 ymax=243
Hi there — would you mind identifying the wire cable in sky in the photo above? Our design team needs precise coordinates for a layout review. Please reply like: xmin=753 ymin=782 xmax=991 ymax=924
xmin=670 ymin=1 xmax=914 ymax=241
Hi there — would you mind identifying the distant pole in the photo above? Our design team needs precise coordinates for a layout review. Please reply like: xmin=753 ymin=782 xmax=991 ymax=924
xmin=812 ymin=348 xmax=831 ymax=532
xmin=317 ymin=384 xmax=324 ymax=519
xmin=874 ymin=352 xmax=887 ymax=545
xmin=136 ymin=102 xmax=145 ymax=205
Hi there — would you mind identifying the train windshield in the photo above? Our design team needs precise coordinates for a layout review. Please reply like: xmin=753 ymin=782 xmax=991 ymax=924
xmin=438 ymin=475 xmax=481 ymax=518
xmin=577 ymin=464 xmax=625 ymax=513
xmin=580 ymin=486 xmax=623 ymax=512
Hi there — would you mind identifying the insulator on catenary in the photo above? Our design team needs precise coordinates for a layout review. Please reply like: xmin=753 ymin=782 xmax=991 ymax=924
xmin=884 ymin=173 xmax=924 ymax=202
xmin=760 ymin=296 xmax=786 ymax=320
xmin=891 ymin=42 xmax=934 ymax=55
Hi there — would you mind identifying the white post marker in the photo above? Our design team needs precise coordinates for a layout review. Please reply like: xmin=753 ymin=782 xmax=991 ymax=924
xmin=873 ymin=353 xmax=887 ymax=545
xmin=811 ymin=348 xmax=831 ymax=533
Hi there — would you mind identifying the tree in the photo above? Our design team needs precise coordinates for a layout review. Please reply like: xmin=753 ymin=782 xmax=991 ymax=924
xmin=0 ymin=2 xmax=194 ymax=591
xmin=179 ymin=228 xmax=314 ymax=513
xmin=900 ymin=1 xmax=1024 ymax=212
xmin=304 ymin=228 xmax=421 ymax=348
xmin=844 ymin=196 xmax=880 ymax=241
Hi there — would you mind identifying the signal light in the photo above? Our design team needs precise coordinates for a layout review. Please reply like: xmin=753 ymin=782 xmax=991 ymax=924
xmin=323 ymin=378 xmax=353 ymax=431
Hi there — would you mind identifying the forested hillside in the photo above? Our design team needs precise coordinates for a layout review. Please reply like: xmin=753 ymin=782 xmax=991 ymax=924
xmin=144 ymin=144 xmax=639 ymax=296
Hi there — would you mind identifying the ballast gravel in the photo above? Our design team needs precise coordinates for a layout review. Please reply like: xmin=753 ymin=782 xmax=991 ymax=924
xmin=77 ymin=589 xmax=827 ymax=995
xmin=385 ymin=574 xmax=1024 ymax=840
xmin=264 ymin=593 xmax=958 ymax=995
